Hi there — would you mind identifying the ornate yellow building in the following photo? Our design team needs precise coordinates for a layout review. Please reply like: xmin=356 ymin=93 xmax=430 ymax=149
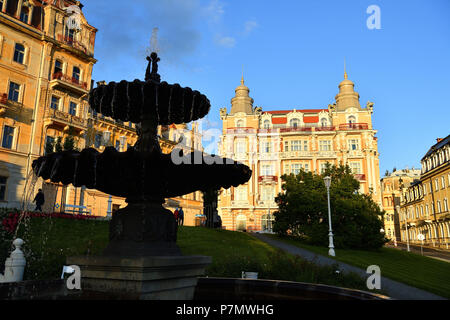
xmin=0 ymin=0 xmax=204 ymax=224
xmin=0 ymin=0 xmax=96 ymax=208
xmin=218 ymin=72 xmax=381 ymax=231
xmin=399 ymin=135 xmax=450 ymax=249
xmin=380 ymin=168 xmax=420 ymax=241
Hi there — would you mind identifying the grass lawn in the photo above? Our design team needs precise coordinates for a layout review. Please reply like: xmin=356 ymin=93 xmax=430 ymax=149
xmin=267 ymin=234 xmax=450 ymax=299
xmin=1 ymin=216 xmax=370 ymax=292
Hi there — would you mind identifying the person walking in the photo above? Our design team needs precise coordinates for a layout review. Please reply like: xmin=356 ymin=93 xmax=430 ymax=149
xmin=178 ymin=207 xmax=184 ymax=226
xmin=33 ymin=189 xmax=45 ymax=212
xmin=174 ymin=208 xmax=179 ymax=224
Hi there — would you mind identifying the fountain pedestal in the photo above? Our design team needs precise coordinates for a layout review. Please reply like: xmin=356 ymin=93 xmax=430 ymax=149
xmin=67 ymin=255 xmax=211 ymax=300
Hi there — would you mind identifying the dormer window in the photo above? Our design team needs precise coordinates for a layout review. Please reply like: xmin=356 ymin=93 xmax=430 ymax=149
xmin=320 ymin=118 xmax=328 ymax=127
xmin=290 ymin=118 xmax=300 ymax=128
xmin=348 ymin=115 xmax=356 ymax=124
xmin=263 ymin=120 xmax=270 ymax=129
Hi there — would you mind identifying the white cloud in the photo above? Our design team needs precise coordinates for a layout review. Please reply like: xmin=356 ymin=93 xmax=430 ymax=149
xmin=215 ymin=35 xmax=236 ymax=48
xmin=243 ymin=19 xmax=259 ymax=36
xmin=203 ymin=0 xmax=225 ymax=24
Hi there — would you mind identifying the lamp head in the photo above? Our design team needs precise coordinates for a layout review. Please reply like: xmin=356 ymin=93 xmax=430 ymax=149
xmin=323 ymin=176 xmax=331 ymax=189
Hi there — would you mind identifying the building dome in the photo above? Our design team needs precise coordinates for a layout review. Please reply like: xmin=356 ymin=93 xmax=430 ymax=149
xmin=230 ymin=75 xmax=254 ymax=115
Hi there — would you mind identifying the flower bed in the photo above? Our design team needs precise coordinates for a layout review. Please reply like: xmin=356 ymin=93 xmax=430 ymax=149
xmin=1 ymin=211 xmax=105 ymax=234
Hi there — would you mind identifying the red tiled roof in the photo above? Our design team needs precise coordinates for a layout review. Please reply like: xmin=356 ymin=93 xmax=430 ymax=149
xmin=272 ymin=117 xmax=287 ymax=124
xmin=264 ymin=108 xmax=328 ymax=115
xmin=303 ymin=116 xmax=319 ymax=123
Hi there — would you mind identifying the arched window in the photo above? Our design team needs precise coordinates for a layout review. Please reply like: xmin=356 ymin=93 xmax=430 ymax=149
xmin=236 ymin=120 xmax=243 ymax=128
xmin=263 ymin=120 xmax=270 ymax=129
xmin=320 ymin=118 xmax=328 ymax=127
xmin=348 ymin=115 xmax=356 ymax=124
xmin=290 ymin=118 xmax=300 ymax=128
xmin=236 ymin=214 xmax=247 ymax=231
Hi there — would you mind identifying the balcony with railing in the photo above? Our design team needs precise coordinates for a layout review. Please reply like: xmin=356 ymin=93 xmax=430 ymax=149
xmin=50 ymin=72 xmax=89 ymax=95
xmin=258 ymin=175 xmax=278 ymax=184
xmin=315 ymin=126 xmax=336 ymax=132
xmin=279 ymin=126 xmax=313 ymax=133
xmin=339 ymin=123 xmax=369 ymax=131
xmin=57 ymin=35 xmax=93 ymax=57
xmin=44 ymin=108 xmax=87 ymax=131
xmin=0 ymin=93 xmax=25 ymax=115
xmin=226 ymin=127 xmax=257 ymax=135
xmin=354 ymin=174 xmax=366 ymax=181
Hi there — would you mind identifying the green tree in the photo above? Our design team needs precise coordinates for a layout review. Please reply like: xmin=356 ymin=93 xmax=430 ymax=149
xmin=54 ymin=137 xmax=63 ymax=153
xmin=63 ymin=127 xmax=77 ymax=151
xmin=45 ymin=139 xmax=54 ymax=155
xmin=273 ymin=163 xmax=387 ymax=249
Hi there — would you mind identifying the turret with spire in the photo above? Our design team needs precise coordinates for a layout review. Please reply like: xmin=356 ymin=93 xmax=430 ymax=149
xmin=334 ymin=63 xmax=361 ymax=111
xmin=229 ymin=73 xmax=254 ymax=115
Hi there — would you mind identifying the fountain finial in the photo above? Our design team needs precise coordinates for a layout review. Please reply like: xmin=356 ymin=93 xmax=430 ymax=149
xmin=145 ymin=52 xmax=161 ymax=83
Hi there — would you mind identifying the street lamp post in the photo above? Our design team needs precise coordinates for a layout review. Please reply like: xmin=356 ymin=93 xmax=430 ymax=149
xmin=399 ymin=178 xmax=410 ymax=252
xmin=323 ymin=176 xmax=335 ymax=257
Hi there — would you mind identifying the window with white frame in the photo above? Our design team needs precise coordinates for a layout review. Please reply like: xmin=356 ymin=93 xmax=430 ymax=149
xmin=261 ymin=186 xmax=274 ymax=201
xmin=435 ymin=179 xmax=439 ymax=191
xmin=319 ymin=140 xmax=332 ymax=151
xmin=437 ymin=201 xmax=441 ymax=213
xmin=441 ymin=176 xmax=446 ymax=189
xmin=235 ymin=185 xmax=247 ymax=201
xmin=291 ymin=140 xmax=301 ymax=151
xmin=291 ymin=163 xmax=302 ymax=175
xmin=302 ymin=140 xmax=308 ymax=151
xmin=236 ymin=139 xmax=246 ymax=154
xmin=444 ymin=198 xmax=448 ymax=212
xmin=284 ymin=141 xmax=289 ymax=152
xmin=8 ymin=81 xmax=20 ymax=102
xmin=261 ymin=164 xmax=274 ymax=176
xmin=348 ymin=139 xmax=360 ymax=150
xmin=50 ymin=96 xmax=60 ymax=110
xmin=320 ymin=118 xmax=328 ymax=127
xmin=320 ymin=162 xmax=328 ymax=174
xmin=349 ymin=162 xmax=362 ymax=174
xmin=13 ymin=43 xmax=25 ymax=64
xmin=1 ymin=125 xmax=15 ymax=149
xmin=425 ymin=204 xmax=429 ymax=216
xmin=284 ymin=164 xmax=290 ymax=175
xmin=261 ymin=141 xmax=271 ymax=153
xmin=236 ymin=120 xmax=244 ymax=128
xmin=263 ymin=120 xmax=270 ymax=129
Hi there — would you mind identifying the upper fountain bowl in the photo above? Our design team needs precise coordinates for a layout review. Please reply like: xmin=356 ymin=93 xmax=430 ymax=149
xmin=89 ymin=52 xmax=211 ymax=125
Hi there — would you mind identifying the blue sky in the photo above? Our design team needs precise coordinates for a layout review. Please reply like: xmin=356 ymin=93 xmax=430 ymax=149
xmin=83 ymin=0 xmax=450 ymax=175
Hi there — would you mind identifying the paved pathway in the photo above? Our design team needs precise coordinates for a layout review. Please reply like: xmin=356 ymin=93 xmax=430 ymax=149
xmin=251 ymin=233 xmax=447 ymax=300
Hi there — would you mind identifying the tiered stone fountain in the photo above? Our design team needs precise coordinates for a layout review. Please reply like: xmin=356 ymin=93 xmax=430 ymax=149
xmin=31 ymin=52 xmax=252 ymax=300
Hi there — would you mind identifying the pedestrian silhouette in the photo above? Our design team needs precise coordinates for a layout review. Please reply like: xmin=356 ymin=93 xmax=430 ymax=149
xmin=178 ymin=207 xmax=184 ymax=226
xmin=33 ymin=189 xmax=45 ymax=212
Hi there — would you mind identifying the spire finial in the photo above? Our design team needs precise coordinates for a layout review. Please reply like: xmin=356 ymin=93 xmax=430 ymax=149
xmin=241 ymin=65 xmax=244 ymax=85
xmin=344 ymin=58 xmax=348 ymax=80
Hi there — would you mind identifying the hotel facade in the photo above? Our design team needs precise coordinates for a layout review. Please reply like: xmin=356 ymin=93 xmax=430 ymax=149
xmin=399 ymin=135 xmax=450 ymax=249
xmin=218 ymin=72 xmax=381 ymax=231
xmin=0 ymin=0 xmax=204 ymax=223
